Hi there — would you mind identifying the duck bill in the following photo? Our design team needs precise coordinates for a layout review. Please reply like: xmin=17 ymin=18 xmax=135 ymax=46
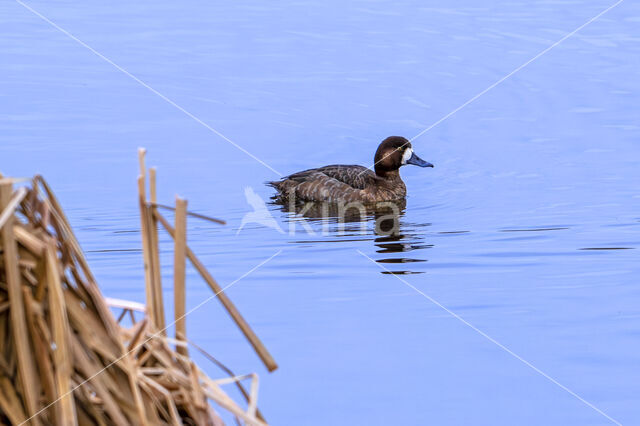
xmin=406 ymin=152 xmax=434 ymax=168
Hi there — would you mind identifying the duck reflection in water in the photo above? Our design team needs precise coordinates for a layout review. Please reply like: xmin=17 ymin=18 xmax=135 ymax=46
xmin=373 ymin=206 xmax=429 ymax=275
xmin=271 ymin=197 xmax=429 ymax=274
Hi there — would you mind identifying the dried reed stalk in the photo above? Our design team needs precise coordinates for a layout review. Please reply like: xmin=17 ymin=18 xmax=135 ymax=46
xmin=0 ymin=172 xmax=270 ymax=425
xmin=174 ymin=197 xmax=188 ymax=356
xmin=151 ymin=203 xmax=226 ymax=225
xmin=154 ymin=210 xmax=278 ymax=372
xmin=147 ymin=166 xmax=166 ymax=331
xmin=1 ymin=182 xmax=40 ymax=424
xmin=44 ymin=240 xmax=77 ymax=425
xmin=137 ymin=175 xmax=156 ymax=327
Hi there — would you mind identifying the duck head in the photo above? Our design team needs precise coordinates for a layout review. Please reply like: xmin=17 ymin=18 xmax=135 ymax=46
xmin=374 ymin=136 xmax=433 ymax=178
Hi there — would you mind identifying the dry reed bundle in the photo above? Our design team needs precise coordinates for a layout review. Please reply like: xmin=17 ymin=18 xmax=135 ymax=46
xmin=0 ymin=155 xmax=275 ymax=425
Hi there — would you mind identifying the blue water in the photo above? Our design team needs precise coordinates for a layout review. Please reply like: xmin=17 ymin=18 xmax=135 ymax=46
xmin=2 ymin=0 xmax=640 ymax=424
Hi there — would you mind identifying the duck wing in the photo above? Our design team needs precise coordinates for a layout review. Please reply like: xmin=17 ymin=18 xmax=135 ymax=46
xmin=268 ymin=165 xmax=376 ymax=202
xmin=284 ymin=165 xmax=375 ymax=189
xmin=289 ymin=171 xmax=366 ymax=202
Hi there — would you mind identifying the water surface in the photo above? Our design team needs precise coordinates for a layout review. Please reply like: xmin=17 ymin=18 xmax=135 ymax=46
xmin=2 ymin=0 xmax=640 ymax=424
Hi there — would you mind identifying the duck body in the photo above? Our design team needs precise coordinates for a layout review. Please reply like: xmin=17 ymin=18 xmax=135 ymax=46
xmin=269 ymin=164 xmax=406 ymax=203
xmin=268 ymin=136 xmax=433 ymax=203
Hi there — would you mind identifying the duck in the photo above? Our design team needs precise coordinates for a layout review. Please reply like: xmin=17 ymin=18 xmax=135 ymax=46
xmin=267 ymin=136 xmax=433 ymax=203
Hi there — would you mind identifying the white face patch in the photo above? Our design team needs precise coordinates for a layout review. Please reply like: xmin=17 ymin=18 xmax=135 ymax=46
xmin=401 ymin=147 xmax=413 ymax=165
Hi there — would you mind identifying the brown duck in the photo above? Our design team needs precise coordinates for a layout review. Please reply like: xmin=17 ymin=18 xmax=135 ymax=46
xmin=268 ymin=136 xmax=433 ymax=203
